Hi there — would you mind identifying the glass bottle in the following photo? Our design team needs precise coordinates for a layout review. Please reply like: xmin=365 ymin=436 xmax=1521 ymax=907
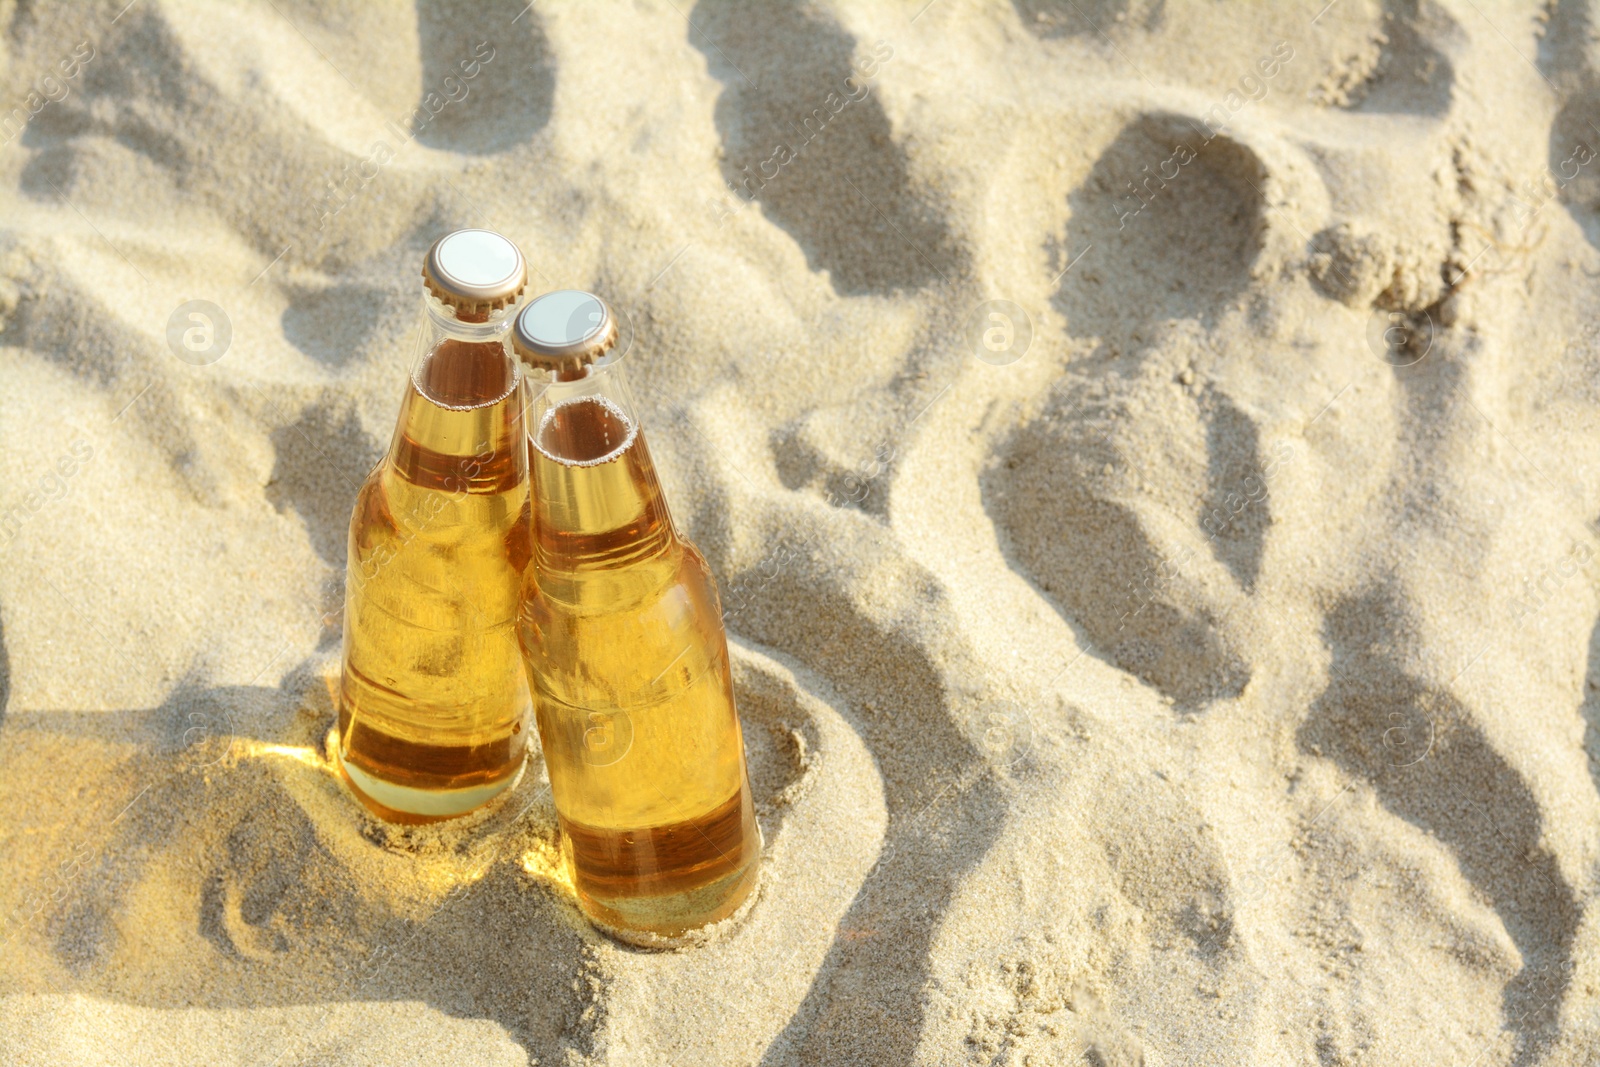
xmin=337 ymin=228 xmax=533 ymax=822
xmin=513 ymin=290 xmax=762 ymax=942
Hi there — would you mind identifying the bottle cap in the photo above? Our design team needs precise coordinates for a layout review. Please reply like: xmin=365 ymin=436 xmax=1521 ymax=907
xmin=511 ymin=289 xmax=619 ymax=372
xmin=422 ymin=229 xmax=527 ymax=315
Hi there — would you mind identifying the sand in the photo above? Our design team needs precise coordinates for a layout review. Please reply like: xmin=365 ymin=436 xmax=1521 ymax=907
xmin=2 ymin=0 xmax=1600 ymax=1062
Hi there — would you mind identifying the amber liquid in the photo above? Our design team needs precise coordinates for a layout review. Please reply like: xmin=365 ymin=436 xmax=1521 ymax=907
xmin=520 ymin=394 xmax=761 ymax=940
xmin=338 ymin=337 xmax=532 ymax=821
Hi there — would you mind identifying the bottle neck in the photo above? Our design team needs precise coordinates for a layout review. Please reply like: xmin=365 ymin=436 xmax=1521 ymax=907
xmin=525 ymin=360 xmax=677 ymax=572
xmin=388 ymin=298 xmax=525 ymax=494
xmin=411 ymin=299 xmax=519 ymax=401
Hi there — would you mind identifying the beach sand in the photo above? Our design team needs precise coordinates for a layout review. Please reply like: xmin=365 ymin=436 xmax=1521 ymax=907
xmin=3 ymin=0 xmax=1600 ymax=1063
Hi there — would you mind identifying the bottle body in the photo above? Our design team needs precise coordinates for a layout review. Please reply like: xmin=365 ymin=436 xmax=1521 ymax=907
xmin=338 ymin=308 xmax=532 ymax=821
xmin=519 ymin=367 xmax=761 ymax=940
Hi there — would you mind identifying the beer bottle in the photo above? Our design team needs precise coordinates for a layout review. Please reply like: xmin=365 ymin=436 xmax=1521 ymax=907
xmin=513 ymin=289 xmax=762 ymax=942
xmin=338 ymin=229 xmax=533 ymax=822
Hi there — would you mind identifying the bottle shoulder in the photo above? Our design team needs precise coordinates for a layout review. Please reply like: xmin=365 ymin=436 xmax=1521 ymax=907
xmin=524 ymin=537 xmax=714 ymax=607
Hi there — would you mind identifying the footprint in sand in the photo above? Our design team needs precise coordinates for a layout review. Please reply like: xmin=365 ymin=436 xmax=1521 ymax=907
xmin=1298 ymin=591 xmax=1580 ymax=1060
xmin=689 ymin=0 xmax=962 ymax=296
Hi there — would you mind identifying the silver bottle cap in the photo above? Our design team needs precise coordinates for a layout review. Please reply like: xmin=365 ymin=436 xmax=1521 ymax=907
xmin=421 ymin=229 xmax=527 ymax=315
xmin=511 ymin=289 xmax=619 ymax=371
